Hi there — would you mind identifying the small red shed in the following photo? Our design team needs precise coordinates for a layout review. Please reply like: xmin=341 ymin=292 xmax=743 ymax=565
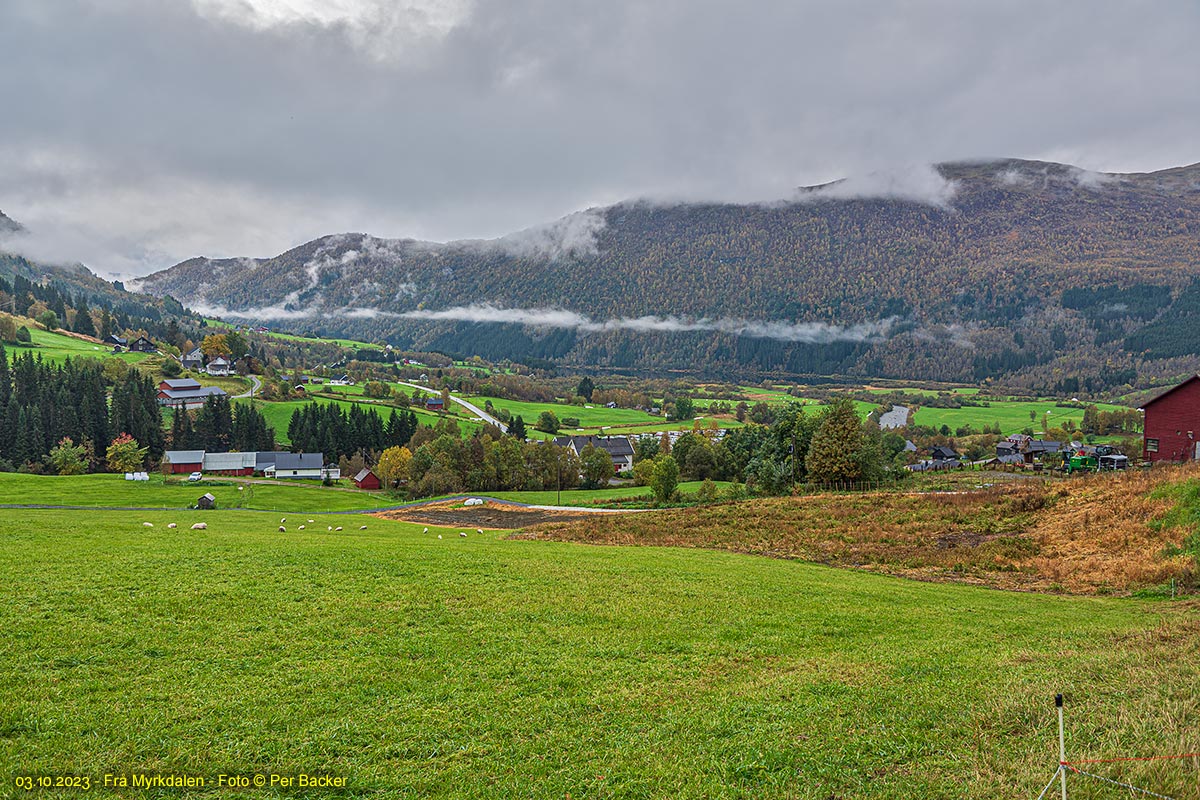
xmin=353 ymin=468 xmax=382 ymax=490
xmin=1141 ymin=375 xmax=1200 ymax=463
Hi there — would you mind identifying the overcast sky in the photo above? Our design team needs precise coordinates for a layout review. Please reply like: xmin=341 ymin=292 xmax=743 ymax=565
xmin=1 ymin=0 xmax=1198 ymax=278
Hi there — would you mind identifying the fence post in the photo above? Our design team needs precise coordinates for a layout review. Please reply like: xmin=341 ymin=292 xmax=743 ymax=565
xmin=1057 ymin=693 xmax=1068 ymax=799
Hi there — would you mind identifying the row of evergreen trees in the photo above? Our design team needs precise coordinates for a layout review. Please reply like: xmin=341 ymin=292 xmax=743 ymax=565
xmin=287 ymin=402 xmax=420 ymax=461
xmin=0 ymin=345 xmax=163 ymax=470
xmin=168 ymin=395 xmax=276 ymax=453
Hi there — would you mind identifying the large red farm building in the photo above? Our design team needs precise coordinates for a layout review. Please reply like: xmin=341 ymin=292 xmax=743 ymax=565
xmin=1141 ymin=375 xmax=1200 ymax=462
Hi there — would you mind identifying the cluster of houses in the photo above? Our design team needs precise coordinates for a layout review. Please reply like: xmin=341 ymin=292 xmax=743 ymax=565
xmin=163 ymin=450 xmax=341 ymax=480
xmin=181 ymin=347 xmax=232 ymax=376
xmin=108 ymin=334 xmax=156 ymax=354
xmin=549 ymin=431 xmax=727 ymax=474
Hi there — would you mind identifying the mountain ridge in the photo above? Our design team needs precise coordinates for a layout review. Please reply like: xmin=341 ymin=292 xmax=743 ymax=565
xmin=110 ymin=158 xmax=1200 ymax=386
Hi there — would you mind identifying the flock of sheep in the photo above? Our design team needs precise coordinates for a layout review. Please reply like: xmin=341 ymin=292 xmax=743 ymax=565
xmin=139 ymin=519 xmax=370 ymax=532
xmin=138 ymin=519 xmax=489 ymax=537
xmin=421 ymin=526 xmax=486 ymax=540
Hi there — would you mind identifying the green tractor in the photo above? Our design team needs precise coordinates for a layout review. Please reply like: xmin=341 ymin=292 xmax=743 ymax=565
xmin=1066 ymin=445 xmax=1126 ymax=474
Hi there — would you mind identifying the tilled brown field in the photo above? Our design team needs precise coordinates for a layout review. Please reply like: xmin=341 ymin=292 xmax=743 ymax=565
xmin=373 ymin=500 xmax=597 ymax=529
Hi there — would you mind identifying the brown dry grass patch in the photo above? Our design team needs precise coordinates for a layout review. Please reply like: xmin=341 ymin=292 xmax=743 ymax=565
xmin=515 ymin=465 xmax=1200 ymax=595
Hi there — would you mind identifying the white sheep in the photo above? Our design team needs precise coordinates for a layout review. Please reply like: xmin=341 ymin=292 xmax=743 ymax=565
xmin=167 ymin=523 xmax=177 ymax=529
xmin=476 ymin=528 xmax=483 ymax=534
xmin=298 ymin=525 xmax=306 ymax=530
xmin=422 ymin=527 xmax=429 ymax=534
xmin=307 ymin=519 xmax=314 ymax=523
xmin=437 ymin=534 xmax=443 ymax=539
xmin=190 ymin=522 xmax=207 ymax=530
xmin=327 ymin=525 xmax=333 ymax=531
xmin=459 ymin=531 xmax=467 ymax=538
xmin=142 ymin=522 xmax=154 ymax=527
xmin=335 ymin=526 xmax=343 ymax=531
xmin=359 ymin=525 xmax=367 ymax=530
xmin=280 ymin=517 xmax=286 ymax=523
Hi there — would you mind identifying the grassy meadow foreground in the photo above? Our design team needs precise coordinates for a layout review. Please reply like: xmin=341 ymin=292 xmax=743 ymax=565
xmin=1 ymin=505 xmax=1199 ymax=798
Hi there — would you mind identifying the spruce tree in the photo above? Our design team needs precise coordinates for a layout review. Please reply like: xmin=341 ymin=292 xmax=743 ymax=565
xmin=805 ymin=398 xmax=867 ymax=484
xmin=74 ymin=299 xmax=96 ymax=337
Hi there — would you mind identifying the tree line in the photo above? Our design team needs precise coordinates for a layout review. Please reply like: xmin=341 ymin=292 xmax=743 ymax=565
xmin=0 ymin=344 xmax=163 ymax=472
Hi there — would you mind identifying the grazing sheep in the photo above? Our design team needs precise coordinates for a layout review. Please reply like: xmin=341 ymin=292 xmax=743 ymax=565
xmin=359 ymin=525 xmax=367 ymax=530
xmin=422 ymin=527 xmax=429 ymax=534
xmin=335 ymin=526 xmax=343 ymax=531
xmin=459 ymin=531 xmax=467 ymax=538
xmin=190 ymin=522 xmax=207 ymax=530
xmin=278 ymin=526 xmax=286 ymax=532
xmin=298 ymin=525 xmax=306 ymax=530
xmin=437 ymin=534 xmax=443 ymax=539
xmin=327 ymin=525 xmax=333 ymax=531
xmin=167 ymin=523 xmax=177 ymax=529
xmin=477 ymin=528 xmax=483 ymax=534
xmin=280 ymin=518 xmax=286 ymax=523
xmin=307 ymin=519 xmax=314 ymax=523
xmin=142 ymin=522 xmax=154 ymax=527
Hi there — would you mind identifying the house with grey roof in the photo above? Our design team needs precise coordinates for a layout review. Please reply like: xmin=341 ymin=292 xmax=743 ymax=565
xmin=553 ymin=434 xmax=636 ymax=473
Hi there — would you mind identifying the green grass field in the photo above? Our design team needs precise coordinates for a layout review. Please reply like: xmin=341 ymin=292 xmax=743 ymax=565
xmin=7 ymin=327 xmax=149 ymax=366
xmin=0 ymin=473 xmax=395 ymax=513
xmin=908 ymin=399 xmax=1131 ymax=434
xmin=464 ymin=395 xmax=663 ymax=428
xmin=204 ymin=319 xmax=384 ymax=351
xmin=1 ymin=508 xmax=1196 ymax=797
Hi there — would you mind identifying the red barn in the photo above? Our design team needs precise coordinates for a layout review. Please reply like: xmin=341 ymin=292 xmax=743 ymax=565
xmin=353 ymin=468 xmax=382 ymax=490
xmin=1141 ymin=375 xmax=1200 ymax=462
xmin=163 ymin=450 xmax=205 ymax=474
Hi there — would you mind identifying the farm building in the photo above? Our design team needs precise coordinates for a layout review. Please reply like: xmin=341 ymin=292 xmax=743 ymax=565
xmin=1140 ymin=375 xmax=1200 ymax=462
xmin=107 ymin=334 xmax=128 ymax=349
xmin=425 ymin=397 xmax=445 ymax=411
xmin=353 ymin=468 xmax=381 ymax=490
xmin=328 ymin=375 xmax=354 ymax=386
xmin=254 ymin=452 xmax=291 ymax=474
xmin=553 ymin=435 xmax=636 ymax=473
xmin=265 ymin=453 xmax=325 ymax=480
xmin=128 ymin=336 xmax=156 ymax=353
xmin=196 ymin=493 xmax=216 ymax=510
xmin=205 ymin=356 xmax=232 ymax=376
xmin=929 ymin=445 xmax=960 ymax=461
xmin=160 ymin=378 xmax=201 ymax=392
xmin=162 ymin=450 xmax=205 ymax=474
xmin=157 ymin=385 xmax=228 ymax=410
xmin=202 ymin=451 xmax=256 ymax=476
xmin=996 ymin=436 xmax=1063 ymax=465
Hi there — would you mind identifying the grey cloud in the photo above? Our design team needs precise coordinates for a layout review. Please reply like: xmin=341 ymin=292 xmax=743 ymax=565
xmin=1 ymin=1 xmax=1198 ymax=276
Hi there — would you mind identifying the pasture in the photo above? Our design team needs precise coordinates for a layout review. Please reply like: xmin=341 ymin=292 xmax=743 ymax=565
xmin=0 ymin=472 xmax=396 ymax=513
xmin=7 ymin=326 xmax=149 ymax=366
xmin=0 ymin=508 xmax=1196 ymax=798
xmin=906 ymin=399 xmax=1132 ymax=434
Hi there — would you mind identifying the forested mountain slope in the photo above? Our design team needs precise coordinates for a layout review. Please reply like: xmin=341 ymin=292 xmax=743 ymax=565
xmin=136 ymin=159 xmax=1200 ymax=388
